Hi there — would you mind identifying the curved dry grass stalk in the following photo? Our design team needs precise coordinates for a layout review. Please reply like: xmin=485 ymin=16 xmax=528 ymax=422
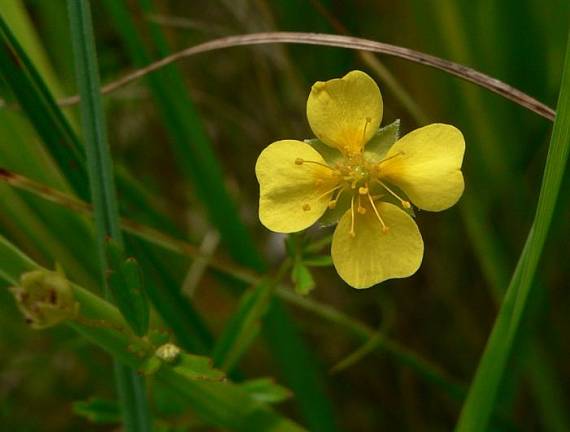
xmin=51 ymin=32 xmax=555 ymax=121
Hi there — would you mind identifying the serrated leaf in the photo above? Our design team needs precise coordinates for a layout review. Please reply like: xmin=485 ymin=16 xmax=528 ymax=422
xmin=73 ymin=397 xmax=121 ymax=424
xmin=172 ymin=353 xmax=225 ymax=381
xmin=364 ymin=119 xmax=400 ymax=163
xmin=240 ymin=378 xmax=292 ymax=404
xmin=105 ymin=238 xmax=149 ymax=337
xmin=292 ymin=262 xmax=315 ymax=296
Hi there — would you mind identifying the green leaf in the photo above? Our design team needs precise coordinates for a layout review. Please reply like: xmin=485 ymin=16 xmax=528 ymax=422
xmin=239 ymin=378 xmax=292 ymax=404
xmin=73 ymin=398 xmax=121 ymax=424
xmin=292 ymin=261 xmax=315 ymax=295
xmin=0 ymin=13 xmax=88 ymax=199
xmin=456 ymin=34 xmax=570 ymax=432
xmin=172 ymin=353 xmax=226 ymax=382
xmin=106 ymin=239 xmax=149 ymax=337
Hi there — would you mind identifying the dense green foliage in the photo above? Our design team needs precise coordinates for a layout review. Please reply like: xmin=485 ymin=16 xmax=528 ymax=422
xmin=0 ymin=1 xmax=568 ymax=431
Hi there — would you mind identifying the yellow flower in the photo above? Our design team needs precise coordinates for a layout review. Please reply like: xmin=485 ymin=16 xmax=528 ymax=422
xmin=256 ymin=70 xmax=465 ymax=288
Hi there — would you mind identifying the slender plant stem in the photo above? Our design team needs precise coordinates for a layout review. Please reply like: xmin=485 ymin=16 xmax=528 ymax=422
xmin=66 ymin=1 xmax=150 ymax=430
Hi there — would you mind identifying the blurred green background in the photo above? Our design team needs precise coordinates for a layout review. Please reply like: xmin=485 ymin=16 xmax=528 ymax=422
xmin=0 ymin=0 xmax=568 ymax=430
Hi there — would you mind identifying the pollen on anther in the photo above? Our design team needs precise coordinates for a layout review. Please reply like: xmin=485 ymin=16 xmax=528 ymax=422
xmin=402 ymin=201 xmax=411 ymax=209
xmin=302 ymin=204 xmax=311 ymax=211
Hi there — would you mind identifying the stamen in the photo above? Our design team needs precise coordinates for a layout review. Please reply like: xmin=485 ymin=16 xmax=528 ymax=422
xmin=328 ymin=187 xmax=346 ymax=209
xmin=302 ymin=204 xmax=311 ymax=211
xmin=358 ymin=186 xmax=368 ymax=195
xmin=349 ymin=195 xmax=356 ymax=238
xmin=357 ymin=193 xmax=366 ymax=214
xmin=367 ymin=193 xmax=389 ymax=233
xmin=295 ymin=158 xmax=335 ymax=171
xmin=316 ymin=184 xmax=343 ymax=201
xmin=376 ymin=180 xmax=411 ymax=209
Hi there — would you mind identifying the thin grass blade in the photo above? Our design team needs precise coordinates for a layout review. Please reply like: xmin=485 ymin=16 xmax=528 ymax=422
xmin=456 ymin=33 xmax=570 ymax=431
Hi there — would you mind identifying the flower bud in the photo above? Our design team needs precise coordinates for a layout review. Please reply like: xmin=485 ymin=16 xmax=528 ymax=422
xmin=155 ymin=343 xmax=181 ymax=363
xmin=10 ymin=268 xmax=79 ymax=329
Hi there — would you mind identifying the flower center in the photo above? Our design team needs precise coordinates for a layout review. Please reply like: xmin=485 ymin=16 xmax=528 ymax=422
xmin=295 ymin=148 xmax=409 ymax=238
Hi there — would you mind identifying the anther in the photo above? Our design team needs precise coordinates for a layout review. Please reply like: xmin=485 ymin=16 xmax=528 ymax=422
xmin=328 ymin=200 xmax=337 ymax=209
xmin=358 ymin=206 xmax=367 ymax=214
xmin=377 ymin=180 xmax=412 ymax=210
xmin=358 ymin=186 xmax=368 ymax=195
xmin=302 ymin=204 xmax=311 ymax=211
xmin=295 ymin=158 xmax=336 ymax=171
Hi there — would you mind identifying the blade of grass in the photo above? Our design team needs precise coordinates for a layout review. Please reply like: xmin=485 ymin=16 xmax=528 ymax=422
xmin=0 ymin=2 xmax=211 ymax=356
xmin=102 ymin=0 xmax=263 ymax=270
xmin=0 ymin=14 xmax=88 ymax=198
xmin=66 ymin=1 xmax=150 ymax=430
xmin=101 ymin=4 xmax=339 ymax=430
xmin=456 ymin=32 xmax=570 ymax=432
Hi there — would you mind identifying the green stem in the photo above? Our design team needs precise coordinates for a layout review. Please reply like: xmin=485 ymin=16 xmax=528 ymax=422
xmin=66 ymin=1 xmax=150 ymax=430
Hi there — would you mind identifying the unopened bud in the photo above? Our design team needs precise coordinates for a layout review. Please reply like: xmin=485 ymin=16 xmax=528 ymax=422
xmin=155 ymin=343 xmax=181 ymax=363
xmin=10 ymin=268 xmax=79 ymax=329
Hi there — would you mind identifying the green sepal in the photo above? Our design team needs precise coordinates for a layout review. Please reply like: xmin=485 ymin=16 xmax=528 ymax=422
xmin=105 ymin=238 xmax=150 ymax=337
xmin=140 ymin=356 xmax=163 ymax=376
xmin=364 ymin=119 xmax=400 ymax=163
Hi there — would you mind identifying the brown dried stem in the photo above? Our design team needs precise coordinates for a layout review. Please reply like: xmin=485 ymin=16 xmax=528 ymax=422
xmin=49 ymin=32 xmax=555 ymax=121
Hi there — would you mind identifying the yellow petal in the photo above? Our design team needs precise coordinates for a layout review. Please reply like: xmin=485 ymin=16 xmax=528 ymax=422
xmin=380 ymin=124 xmax=465 ymax=211
xmin=307 ymin=70 xmax=383 ymax=155
xmin=256 ymin=140 xmax=339 ymax=233
xmin=331 ymin=202 xmax=423 ymax=289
